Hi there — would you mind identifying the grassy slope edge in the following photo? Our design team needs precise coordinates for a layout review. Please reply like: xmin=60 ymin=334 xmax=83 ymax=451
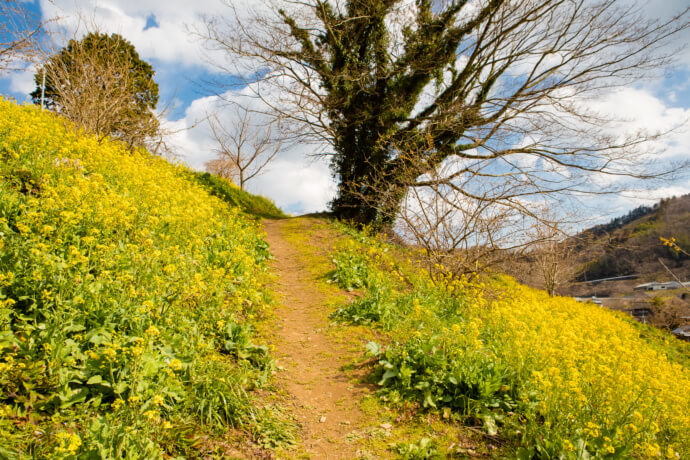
xmin=327 ymin=220 xmax=690 ymax=459
xmin=190 ymin=172 xmax=286 ymax=220
xmin=0 ymin=99 xmax=292 ymax=458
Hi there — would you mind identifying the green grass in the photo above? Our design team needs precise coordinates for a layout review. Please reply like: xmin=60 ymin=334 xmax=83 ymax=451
xmin=189 ymin=172 xmax=286 ymax=219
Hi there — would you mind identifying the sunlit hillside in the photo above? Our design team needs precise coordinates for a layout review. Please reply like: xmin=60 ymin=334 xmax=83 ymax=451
xmin=2 ymin=98 xmax=690 ymax=458
xmin=328 ymin=223 xmax=690 ymax=458
xmin=0 ymin=99 xmax=291 ymax=457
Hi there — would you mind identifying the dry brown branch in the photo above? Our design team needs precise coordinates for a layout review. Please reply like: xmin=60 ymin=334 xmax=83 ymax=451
xmin=205 ymin=157 xmax=239 ymax=180
xmin=205 ymin=106 xmax=282 ymax=190
xmin=528 ymin=221 xmax=580 ymax=296
xmin=0 ymin=0 xmax=43 ymax=74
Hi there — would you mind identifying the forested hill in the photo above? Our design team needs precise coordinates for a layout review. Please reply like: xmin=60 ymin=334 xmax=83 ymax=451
xmin=575 ymin=194 xmax=690 ymax=281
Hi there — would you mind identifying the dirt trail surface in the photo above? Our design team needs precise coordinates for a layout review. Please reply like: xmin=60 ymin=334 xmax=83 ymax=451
xmin=263 ymin=218 xmax=370 ymax=459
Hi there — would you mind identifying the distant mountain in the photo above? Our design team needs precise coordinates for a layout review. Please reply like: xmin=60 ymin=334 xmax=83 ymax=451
xmin=573 ymin=194 xmax=690 ymax=282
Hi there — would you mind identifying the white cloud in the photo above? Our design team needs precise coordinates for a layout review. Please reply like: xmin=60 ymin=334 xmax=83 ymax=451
xmin=583 ymin=87 xmax=690 ymax=169
xmin=9 ymin=64 xmax=37 ymax=98
xmin=39 ymin=0 xmax=234 ymax=70
xmin=161 ymin=89 xmax=335 ymax=215
xmin=247 ymin=152 xmax=335 ymax=214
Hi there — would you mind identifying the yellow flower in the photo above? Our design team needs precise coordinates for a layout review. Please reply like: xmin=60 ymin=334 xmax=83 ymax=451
xmin=55 ymin=432 xmax=82 ymax=454
xmin=169 ymin=358 xmax=183 ymax=371
xmin=562 ymin=440 xmax=574 ymax=452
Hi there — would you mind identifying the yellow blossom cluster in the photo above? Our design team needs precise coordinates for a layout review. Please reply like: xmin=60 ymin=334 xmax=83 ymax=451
xmin=0 ymin=99 xmax=275 ymax=455
xmin=332 ymin=224 xmax=690 ymax=458
xmin=488 ymin=277 xmax=690 ymax=457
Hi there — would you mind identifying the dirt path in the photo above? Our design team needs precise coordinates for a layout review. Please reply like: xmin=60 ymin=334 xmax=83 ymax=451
xmin=263 ymin=218 xmax=369 ymax=459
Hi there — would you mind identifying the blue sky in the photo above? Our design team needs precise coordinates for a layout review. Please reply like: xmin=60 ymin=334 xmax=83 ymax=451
xmin=1 ymin=0 xmax=689 ymax=220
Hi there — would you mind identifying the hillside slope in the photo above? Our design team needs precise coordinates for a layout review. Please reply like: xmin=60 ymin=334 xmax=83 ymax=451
xmin=190 ymin=171 xmax=286 ymax=219
xmin=322 ymin=220 xmax=690 ymax=458
xmin=0 ymin=100 xmax=291 ymax=457
xmin=3 ymin=97 xmax=689 ymax=459
xmin=576 ymin=194 xmax=690 ymax=282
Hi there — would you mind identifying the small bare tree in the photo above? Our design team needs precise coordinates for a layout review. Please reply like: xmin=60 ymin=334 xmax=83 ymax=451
xmin=361 ymin=134 xmax=546 ymax=279
xmin=205 ymin=157 xmax=238 ymax=181
xmin=0 ymin=0 xmax=42 ymax=74
xmin=649 ymin=295 xmax=688 ymax=330
xmin=529 ymin=222 xmax=580 ymax=296
xmin=394 ymin=169 xmax=524 ymax=278
xmin=206 ymin=107 xmax=282 ymax=190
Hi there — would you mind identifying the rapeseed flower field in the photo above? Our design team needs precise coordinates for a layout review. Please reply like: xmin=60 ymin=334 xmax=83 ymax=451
xmin=3 ymin=95 xmax=690 ymax=458
xmin=0 ymin=99 xmax=291 ymax=457
xmin=330 ymin=225 xmax=690 ymax=459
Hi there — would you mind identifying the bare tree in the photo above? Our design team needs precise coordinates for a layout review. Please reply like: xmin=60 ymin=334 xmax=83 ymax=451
xmin=0 ymin=0 xmax=42 ymax=75
xmin=392 ymin=151 xmax=527 ymax=278
xmin=528 ymin=222 xmax=580 ymax=296
xmin=206 ymin=107 xmax=282 ymax=190
xmin=361 ymin=134 xmax=574 ymax=279
xmin=647 ymin=293 xmax=689 ymax=330
xmin=197 ymin=0 xmax=689 ymax=226
xmin=205 ymin=157 xmax=238 ymax=181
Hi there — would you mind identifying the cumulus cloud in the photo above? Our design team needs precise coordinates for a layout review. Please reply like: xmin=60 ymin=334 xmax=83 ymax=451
xmin=9 ymin=64 xmax=37 ymax=98
xmin=39 ymin=0 xmax=230 ymax=70
xmin=161 ymin=90 xmax=335 ymax=215
xmin=583 ymin=87 xmax=690 ymax=173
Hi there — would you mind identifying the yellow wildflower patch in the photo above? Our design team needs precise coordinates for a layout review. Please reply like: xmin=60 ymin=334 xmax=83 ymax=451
xmin=330 ymin=222 xmax=690 ymax=458
xmin=0 ymin=99 xmax=284 ymax=455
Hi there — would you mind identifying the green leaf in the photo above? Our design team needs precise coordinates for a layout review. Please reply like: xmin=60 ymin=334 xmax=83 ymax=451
xmin=365 ymin=341 xmax=381 ymax=356
xmin=483 ymin=416 xmax=498 ymax=436
xmin=113 ymin=381 xmax=128 ymax=394
xmin=422 ymin=389 xmax=436 ymax=408
xmin=516 ymin=447 xmax=535 ymax=460
xmin=378 ymin=368 xmax=398 ymax=385
xmin=86 ymin=375 xmax=103 ymax=385
xmin=64 ymin=323 xmax=86 ymax=333
xmin=58 ymin=387 xmax=87 ymax=408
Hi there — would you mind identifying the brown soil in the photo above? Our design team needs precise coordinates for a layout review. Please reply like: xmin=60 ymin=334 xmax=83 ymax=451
xmin=263 ymin=218 xmax=371 ymax=459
